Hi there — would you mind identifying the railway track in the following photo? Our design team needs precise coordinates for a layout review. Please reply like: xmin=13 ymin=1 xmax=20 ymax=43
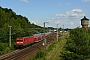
xmin=0 ymin=33 xmax=57 ymax=60
xmin=0 ymin=41 xmax=43 ymax=60
xmin=0 ymin=50 xmax=20 ymax=60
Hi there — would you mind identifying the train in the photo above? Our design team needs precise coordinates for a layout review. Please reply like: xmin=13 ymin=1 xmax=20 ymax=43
xmin=15 ymin=32 xmax=52 ymax=48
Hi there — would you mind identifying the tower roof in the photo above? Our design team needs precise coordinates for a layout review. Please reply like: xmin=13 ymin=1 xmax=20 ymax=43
xmin=81 ymin=16 xmax=89 ymax=21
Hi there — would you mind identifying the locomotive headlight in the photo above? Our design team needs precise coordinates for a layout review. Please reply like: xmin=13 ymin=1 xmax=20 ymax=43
xmin=42 ymin=43 xmax=45 ymax=46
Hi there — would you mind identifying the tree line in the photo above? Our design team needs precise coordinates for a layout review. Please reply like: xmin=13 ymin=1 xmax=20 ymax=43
xmin=61 ymin=28 xmax=90 ymax=60
xmin=0 ymin=6 xmax=43 ymax=54
xmin=0 ymin=6 xmax=43 ymax=43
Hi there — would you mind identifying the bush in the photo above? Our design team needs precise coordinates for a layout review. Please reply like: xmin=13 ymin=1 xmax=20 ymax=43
xmin=0 ymin=42 xmax=10 ymax=55
xmin=29 ymin=57 xmax=36 ymax=60
xmin=61 ymin=28 xmax=90 ymax=60
xmin=35 ymin=50 xmax=46 ymax=59
xmin=48 ymin=42 xmax=55 ymax=52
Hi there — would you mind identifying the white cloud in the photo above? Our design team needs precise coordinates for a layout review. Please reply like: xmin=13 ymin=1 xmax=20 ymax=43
xmin=69 ymin=22 xmax=74 ymax=25
xmin=21 ymin=0 xmax=29 ymax=2
xmin=31 ymin=20 xmax=40 ymax=25
xmin=82 ymin=0 xmax=90 ymax=2
xmin=56 ymin=9 xmax=84 ymax=18
xmin=66 ymin=3 xmax=70 ymax=5
xmin=51 ymin=18 xmax=54 ymax=20
xmin=59 ymin=3 xmax=62 ymax=6
xmin=72 ymin=9 xmax=83 ymax=13
xmin=54 ymin=9 xmax=85 ymax=28
xmin=30 ymin=9 xmax=85 ymax=28
xmin=55 ymin=21 xmax=60 ymax=24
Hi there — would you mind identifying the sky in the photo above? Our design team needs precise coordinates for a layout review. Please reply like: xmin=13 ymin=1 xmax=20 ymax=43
xmin=0 ymin=0 xmax=90 ymax=29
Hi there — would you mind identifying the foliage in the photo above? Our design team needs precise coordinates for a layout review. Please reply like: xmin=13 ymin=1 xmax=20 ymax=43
xmin=61 ymin=28 xmax=90 ymax=60
xmin=35 ymin=50 xmax=46 ymax=59
xmin=0 ymin=6 xmax=43 ymax=42
xmin=0 ymin=42 xmax=10 ymax=55
xmin=0 ymin=6 xmax=43 ymax=54
xmin=29 ymin=57 xmax=36 ymax=60
xmin=47 ymin=41 xmax=56 ymax=52
xmin=29 ymin=49 xmax=46 ymax=60
xmin=0 ymin=27 xmax=9 ymax=43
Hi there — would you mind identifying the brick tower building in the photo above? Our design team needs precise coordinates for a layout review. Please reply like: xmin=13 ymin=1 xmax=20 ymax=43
xmin=81 ymin=16 xmax=89 ymax=31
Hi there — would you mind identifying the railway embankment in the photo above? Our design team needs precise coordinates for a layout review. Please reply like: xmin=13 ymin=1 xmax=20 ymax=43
xmin=46 ymin=37 xmax=67 ymax=60
xmin=29 ymin=34 xmax=68 ymax=60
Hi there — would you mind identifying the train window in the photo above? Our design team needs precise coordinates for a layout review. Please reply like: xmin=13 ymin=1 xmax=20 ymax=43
xmin=17 ymin=40 xmax=22 ymax=42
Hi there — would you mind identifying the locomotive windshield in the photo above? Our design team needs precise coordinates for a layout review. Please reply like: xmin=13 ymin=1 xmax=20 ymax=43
xmin=17 ymin=40 xmax=22 ymax=42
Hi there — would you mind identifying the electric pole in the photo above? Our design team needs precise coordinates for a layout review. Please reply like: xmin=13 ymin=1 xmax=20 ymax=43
xmin=62 ymin=25 xmax=64 ymax=36
xmin=8 ymin=26 xmax=12 ymax=47
xmin=43 ymin=22 xmax=49 ymax=60
xmin=57 ymin=24 xmax=58 ymax=41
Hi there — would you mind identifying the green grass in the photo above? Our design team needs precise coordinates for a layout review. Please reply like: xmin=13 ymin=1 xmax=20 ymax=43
xmin=46 ymin=37 xmax=67 ymax=60
xmin=29 ymin=36 xmax=67 ymax=60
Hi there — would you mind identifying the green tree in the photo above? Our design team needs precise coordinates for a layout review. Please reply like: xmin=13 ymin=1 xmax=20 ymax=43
xmin=0 ymin=27 xmax=9 ymax=43
xmin=0 ymin=6 xmax=43 ymax=53
xmin=61 ymin=28 xmax=90 ymax=60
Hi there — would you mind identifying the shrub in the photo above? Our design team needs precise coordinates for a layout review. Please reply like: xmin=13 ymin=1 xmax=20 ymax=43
xmin=35 ymin=50 xmax=46 ymax=59
xmin=61 ymin=28 xmax=90 ymax=60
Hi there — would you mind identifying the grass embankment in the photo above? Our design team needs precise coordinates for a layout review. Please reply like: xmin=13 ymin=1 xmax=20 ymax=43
xmin=29 ymin=36 xmax=67 ymax=60
xmin=46 ymin=37 xmax=67 ymax=60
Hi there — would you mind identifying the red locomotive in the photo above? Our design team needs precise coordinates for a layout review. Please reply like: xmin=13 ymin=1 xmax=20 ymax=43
xmin=16 ymin=32 xmax=52 ymax=48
